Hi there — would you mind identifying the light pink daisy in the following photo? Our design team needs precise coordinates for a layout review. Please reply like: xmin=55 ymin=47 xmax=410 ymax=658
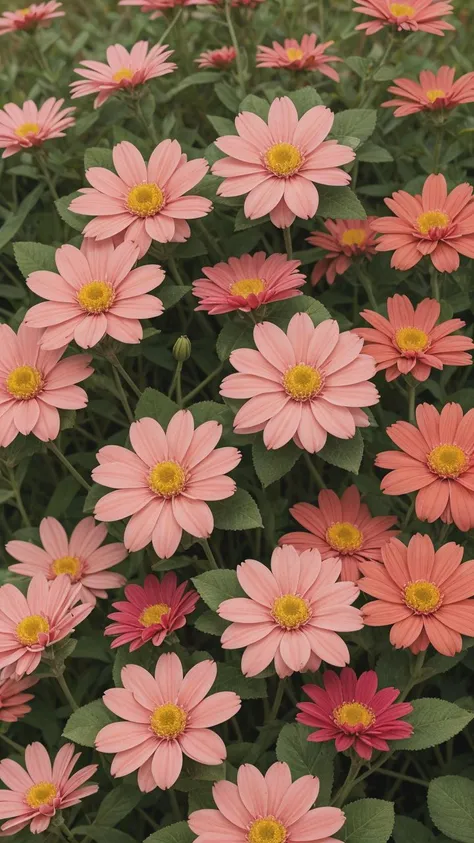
xmin=192 ymin=252 xmax=305 ymax=315
xmin=0 ymin=2 xmax=63 ymax=35
xmin=212 ymin=97 xmax=355 ymax=229
xmin=70 ymin=140 xmax=212 ymax=259
xmin=106 ymin=572 xmax=199 ymax=651
xmin=119 ymin=0 xmax=212 ymax=19
xmin=0 ymin=675 xmax=38 ymax=723
xmin=382 ymin=66 xmax=474 ymax=117
xmin=353 ymin=0 xmax=455 ymax=36
xmin=96 ymin=652 xmax=241 ymax=791
xmin=0 ymin=98 xmax=75 ymax=159
xmin=256 ymin=34 xmax=342 ymax=82
xmin=92 ymin=410 xmax=241 ymax=559
xmin=195 ymin=47 xmax=236 ymax=69
xmin=24 ymin=239 xmax=165 ymax=350
xmin=218 ymin=545 xmax=362 ymax=678
xmin=0 ymin=322 xmax=92 ymax=449
xmin=0 ymin=742 xmax=97 ymax=835
xmin=220 ymin=312 xmax=379 ymax=453
xmin=307 ymin=218 xmax=378 ymax=286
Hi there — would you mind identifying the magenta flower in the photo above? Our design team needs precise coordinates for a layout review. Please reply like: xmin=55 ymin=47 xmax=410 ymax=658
xmin=0 ymin=98 xmax=75 ymax=158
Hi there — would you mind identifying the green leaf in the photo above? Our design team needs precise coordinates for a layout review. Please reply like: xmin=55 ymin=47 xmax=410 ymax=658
xmin=215 ymin=82 xmax=240 ymax=112
xmin=357 ymin=142 xmax=393 ymax=163
xmin=392 ymin=816 xmax=434 ymax=843
xmin=345 ymin=56 xmax=370 ymax=78
xmin=84 ymin=147 xmax=113 ymax=170
xmin=253 ymin=437 xmax=301 ymax=487
xmin=234 ymin=208 xmax=267 ymax=231
xmin=14 ymin=242 xmax=57 ymax=277
xmin=55 ymin=192 xmax=85 ymax=232
xmin=332 ymin=109 xmax=377 ymax=143
xmin=62 ymin=699 xmax=114 ymax=747
xmin=211 ymin=488 xmax=263 ymax=530
xmin=74 ymin=829 xmax=136 ymax=843
xmin=160 ymin=72 xmax=221 ymax=102
xmin=207 ymin=115 xmax=236 ymax=135
xmin=397 ymin=698 xmax=474 ymax=751
xmin=239 ymin=94 xmax=269 ymax=119
xmin=144 ymin=821 xmax=195 ymax=843
xmin=318 ymin=430 xmax=364 ymax=473
xmin=317 ymin=186 xmax=366 ymax=220
xmin=194 ymin=610 xmax=228 ymax=636
xmin=160 ymin=281 xmax=191 ymax=309
xmin=216 ymin=320 xmax=254 ymax=361
xmin=214 ymin=664 xmax=266 ymax=699
xmin=189 ymin=401 xmax=232 ymax=430
xmin=375 ymin=649 xmax=410 ymax=691
xmin=0 ymin=184 xmax=43 ymax=251
xmin=276 ymin=723 xmax=335 ymax=804
xmin=192 ymin=569 xmax=244 ymax=611
xmin=287 ymin=87 xmax=324 ymax=115
xmin=95 ymin=784 xmax=142 ymax=826
xmin=340 ymin=799 xmax=395 ymax=843
xmin=135 ymin=388 xmax=179 ymax=426
xmin=264 ymin=296 xmax=331 ymax=330
xmin=428 ymin=776 xmax=474 ymax=843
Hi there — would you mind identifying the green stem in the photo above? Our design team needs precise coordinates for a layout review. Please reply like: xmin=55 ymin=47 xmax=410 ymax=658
xmin=168 ymin=789 xmax=181 ymax=822
xmin=158 ymin=6 xmax=184 ymax=46
xmin=432 ymin=125 xmax=444 ymax=174
xmin=303 ymin=452 xmax=326 ymax=490
xmin=398 ymin=649 xmax=426 ymax=702
xmin=268 ymin=679 xmax=286 ymax=722
xmin=56 ymin=672 xmax=79 ymax=712
xmin=169 ymin=361 xmax=184 ymax=406
xmin=36 ymin=150 xmax=59 ymax=201
xmin=200 ymin=538 xmax=220 ymax=570
xmin=111 ymin=357 xmax=142 ymax=400
xmin=406 ymin=381 xmax=416 ymax=424
xmin=359 ymin=33 xmax=395 ymax=108
xmin=6 ymin=465 xmax=31 ymax=527
xmin=358 ymin=265 xmax=378 ymax=311
xmin=283 ymin=226 xmax=293 ymax=260
xmin=438 ymin=521 xmax=451 ymax=544
xmin=332 ymin=756 xmax=364 ymax=807
xmin=377 ymin=768 xmax=429 ymax=787
xmin=183 ymin=363 xmax=223 ymax=405
xmin=430 ymin=267 xmax=441 ymax=301
xmin=57 ymin=823 xmax=77 ymax=843
xmin=168 ymin=255 xmax=185 ymax=286
xmin=48 ymin=442 xmax=91 ymax=492
xmin=318 ymin=0 xmax=325 ymax=38
xmin=111 ymin=364 xmax=134 ymax=424
xmin=401 ymin=498 xmax=415 ymax=532
xmin=197 ymin=220 xmax=226 ymax=260
xmin=133 ymin=97 xmax=158 ymax=145
xmin=0 ymin=732 xmax=24 ymax=754
xmin=224 ymin=0 xmax=246 ymax=100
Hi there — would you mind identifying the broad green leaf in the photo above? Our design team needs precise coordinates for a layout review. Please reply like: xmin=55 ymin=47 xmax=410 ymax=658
xmin=263 ymin=296 xmax=331 ymax=329
xmin=73 ymin=829 xmax=136 ymax=843
xmin=214 ymin=664 xmax=266 ymax=699
xmin=0 ymin=184 xmax=43 ymax=251
xmin=194 ymin=610 xmax=228 ymax=636
xmin=83 ymin=484 xmax=107 ymax=515
xmin=428 ymin=776 xmax=474 ymax=843
xmin=276 ymin=723 xmax=335 ymax=804
xmin=357 ymin=142 xmax=393 ymax=163
xmin=239 ymin=94 xmax=269 ymax=119
xmin=84 ymin=146 xmax=113 ymax=170
xmin=216 ymin=320 xmax=254 ymax=360
xmin=332 ymin=109 xmax=377 ymax=143
xmin=287 ymin=87 xmax=324 ymax=115
xmin=192 ymin=569 xmax=244 ymax=611
xmin=55 ymin=192 xmax=85 ymax=232
xmin=207 ymin=114 xmax=236 ymax=135
xmin=375 ymin=649 xmax=411 ymax=691
xmin=211 ymin=488 xmax=263 ymax=530
xmin=317 ymin=186 xmax=366 ymax=220
xmin=340 ymin=798 xmax=395 ymax=843
xmin=252 ymin=437 xmax=301 ymax=487
xmin=215 ymin=81 xmax=240 ymax=112
xmin=397 ymin=698 xmax=474 ymax=751
xmin=189 ymin=401 xmax=232 ymax=430
xmin=135 ymin=388 xmax=179 ymax=426
xmin=62 ymin=699 xmax=114 ymax=747
xmin=318 ymin=430 xmax=364 ymax=474
xmin=144 ymin=821 xmax=195 ymax=843
xmin=14 ymin=242 xmax=57 ymax=277
xmin=95 ymin=784 xmax=142 ymax=826
xmin=345 ymin=56 xmax=370 ymax=78
xmin=159 ymin=281 xmax=191 ymax=310
xmin=392 ymin=816 xmax=434 ymax=843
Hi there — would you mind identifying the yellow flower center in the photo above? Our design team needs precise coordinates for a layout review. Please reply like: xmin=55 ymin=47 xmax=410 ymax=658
xmin=264 ymin=142 xmax=303 ymax=177
xmin=395 ymin=327 xmax=429 ymax=352
xmin=326 ymin=522 xmax=363 ymax=554
xmin=150 ymin=703 xmax=187 ymax=738
xmin=6 ymin=365 xmax=43 ymax=400
xmin=139 ymin=602 xmax=171 ymax=627
xmin=427 ymin=444 xmax=468 ymax=478
xmin=14 ymin=121 xmax=40 ymax=138
xmin=333 ymin=701 xmax=375 ymax=729
xmin=404 ymin=580 xmax=441 ymax=614
xmin=127 ymin=182 xmax=164 ymax=217
xmin=25 ymin=781 xmax=57 ymax=808
xmin=77 ymin=280 xmax=115 ymax=313
xmin=416 ymin=210 xmax=449 ymax=236
xmin=286 ymin=47 xmax=304 ymax=61
xmin=51 ymin=555 xmax=81 ymax=578
xmin=340 ymin=228 xmax=367 ymax=247
xmin=113 ymin=67 xmax=134 ymax=83
xmin=248 ymin=818 xmax=287 ymax=843
xmin=389 ymin=2 xmax=415 ymax=16
xmin=149 ymin=460 xmax=186 ymax=497
xmin=272 ymin=594 xmax=310 ymax=629
xmin=283 ymin=364 xmax=322 ymax=401
xmin=19 ymin=7 xmax=32 ymax=15
xmin=16 ymin=615 xmax=50 ymax=646
xmin=426 ymin=88 xmax=446 ymax=103
xmin=230 ymin=277 xmax=266 ymax=298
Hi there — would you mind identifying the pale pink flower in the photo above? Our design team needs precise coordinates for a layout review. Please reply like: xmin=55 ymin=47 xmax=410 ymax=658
xmin=119 ymin=0 xmax=212 ymax=18
xmin=96 ymin=652 xmax=241 ymax=791
xmin=212 ymin=97 xmax=355 ymax=229
xmin=382 ymin=66 xmax=474 ymax=117
xmin=307 ymin=218 xmax=378 ymax=286
xmin=353 ymin=0 xmax=455 ymax=36
xmin=0 ymin=98 xmax=75 ymax=158
xmin=256 ymin=34 xmax=342 ymax=82
xmin=195 ymin=47 xmax=236 ymax=69
xmin=0 ymin=676 xmax=38 ymax=723
xmin=0 ymin=2 xmax=63 ymax=36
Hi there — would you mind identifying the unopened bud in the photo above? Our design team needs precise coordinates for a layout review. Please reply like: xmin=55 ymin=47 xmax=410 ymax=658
xmin=173 ymin=336 xmax=191 ymax=362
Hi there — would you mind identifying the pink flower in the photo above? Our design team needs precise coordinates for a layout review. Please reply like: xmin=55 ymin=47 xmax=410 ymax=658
xmin=376 ymin=402 xmax=474 ymax=531
xmin=297 ymin=667 xmax=413 ymax=759
xmin=0 ymin=98 xmax=75 ymax=158
xmin=195 ymin=47 xmax=236 ymax=69
xmin=119 ymin=0 xmax=211 ymax=18
xmin=382 ymin=66 xmax=474 ymax=117
xmin=359 ymin=533 xmax=474 ymax=656
xmin=0 ymin=742 xmax=97 ymax=835
xmin=192 ymin=252 xmax=305 ymax=315
xmin=353 ymin=0 xmax=455 ymax=36
xmin=0 ymin=322 xmax=92 ymax=448
xmin=0 ymin=2 xmax=64 ymax=35
xmin=6 ymin=516 xmax=127 ymax=606
xmin=307 ymin=218 xmax=378 ymax=286
xmin=355 ymin=294 xmax=474 ymax=382
xmin=372 ymin=173 xmax=474 ymax=272
xmin=70 ymin=140 xmax=212 ymax=259
xmin=212 ymin=97 xmax=355 ymax=229
xmin=71 ymin=42 xmax=176 ymax=109
xmin=24 ymin=239 xmax=164 ymax=349
xmin=256 ymin=34 xmax=342 ymax=82
xmin=220 ymin=312 xmax=379 ymax=453
xmin=279 ymin=485 xmax=398 ymax=581
xmin=92 ymin=410 xmax=241 ymax=558
xmin=218 ymin=545 xmax=362 ymax=678
xmin=106 ymin=572 xmax=199 ymax=650
xmin=189 ymin=761 xmax=345 ymax=843
xmin=0 ymin=675 xmax=38 ymax=723
xmin=96 ymin=652 xmax=241 ymax=791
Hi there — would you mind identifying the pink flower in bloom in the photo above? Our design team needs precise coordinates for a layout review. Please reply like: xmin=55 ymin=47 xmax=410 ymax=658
xmin=0 ymin=98 xmax=75 ymax=158
xmin=256 ymin=34 xmax=343 ymax=82
xmin=297 ymin=667 xmax=413 ymax=759
xmin=0 ymin=742 xmax=98 ymax=834
xmin=0 ymin=675 xmax=38 ymax=723
xmin=71 ymin=42 xmax=176 ymax=109
xmin=92 ymin=410 xmax=241 ymax=558
xmin=359 ymin=533 xmax=474 ymax=656
xmin=355 ymin=294 xmax=474 ymax=382
xmin=382 ymin=66 xmax=474 ymax=117
xmin=192 ymin=252 xmax=305 ymax=315
xmin=106 ymin=572 xmax=199 ymax=650
xmin=279 ymin=485 xmax=398 ymax=581
xmin=220 ymin=312 xmax=379 ymax=453
xmin=0 ymin=2 xmax=63 ymax=36
xmin=119 ymin=0 xmax=211 ymax=18
xmin=376 ymin=403 xmax=474 ymax=531
xmin=70 ymin=140 xmax=212 ymax=259
xmin=212 ymin=97 xmax=355 ymax=229
xmin=371 ymin=173 xmax=474 ymax=272
xmin=24 ymin=239 xmax=165 ymax=350
xmin=307 ymin=218 xmax=378 ymax=286
xmin=96 ymin=652 xmax=241 ymax=791
xmin=0 ymin=323 xmax=92 ymax=448
xmin=6 ymin=516 xmax=127 ymax=605
xmin=218 ymin=545 xmax=362 ymax=678
xmin=353 ymin=0 xmax=455 ymax=36
xmin=195 ymin=47 xmax=236 ymax=69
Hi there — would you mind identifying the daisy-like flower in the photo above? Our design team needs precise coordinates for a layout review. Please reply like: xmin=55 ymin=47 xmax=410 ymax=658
xmin=220 ymin=312 xmax=379 ymax=453
xmin=0 ymin=2 xmax=63 ymax=36
xmin=92 ymin=410 xmax=241 ymax=559
xmin=0 ymin=323 xmax=92 ymax=449
xmin=71 ymin=42 xmax=176 ymax=109
xmin=218 ymin=545 xmax=362 ymax=678
xmin=195 ymin=46 xmax=236 ymax=69
xmin=106 ymin=572 xmax=199 ymax=650
xmin=70 ymin=140 xmax=212 ymax=259
xmin=360 ymin=533 xmax=474 ymax=656
xmin=279 ymin=485 xmax=398 ymax=581
xmin=119 ymin=0 xmax=211 ymax=17
xmin=96 ymin=652 xmax=241 ymax=791
xmin=376 ymin=403 xmax=474 ymax=531
xmin=297 ymin=667 xmax=413 ymax=759
xmin=24 ymin=239 xmax=165 ymax=350
xmin=382 ymin=66 xmax=474 ymax=117
xmin=353 ymin=0 xmax=455 ymax=36
xmin=0 ymin=742 xmax=98 ymax=835
xmin=256 ymin=34 xmax=342 ymax=82
xmin=212 ymin=97 xmax=355 ymax=229
xmin=192 ymin=252 xmax=305 ymax=315
xmin=355 ymin=294 xmax=474 ymax=382
xmin=0 ymin=675 xmax=38 ymax=723
xmin=307 ymin=218 xmax=378 ymax=286
xmin=372 ymin=173 xmax=474 ymax=273
xmin=0 ymin=98 xmax=75 ymax=159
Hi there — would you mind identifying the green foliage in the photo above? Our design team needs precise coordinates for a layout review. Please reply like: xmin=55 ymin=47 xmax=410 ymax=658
xmin=192 ymin=569 xmax=244 ymax=611
xmin=392 ymin=816 xmax=435 ymax=843
xmin=144 ymin=822 xmax=195 ymax=843
xmin=397 ymin=699 xmax=474 ymax=750
xmin=253 ymin=437 xmax=301 ymax=487
xmin=62 ymin=699 xmax=114 ymax=747
xmin=318 ymin=430 xmax=364 ymax=473
xmin=14 ymin=241 xmax=57 ymax=276
xmin=135 ymin=388 xmax=179 ymax=425
xmin=276 ymin=723 xmax=335 ymax=804
xmin=340 ymin=799 xmax=395 ymax=843
xmin=428 ymin=777 xmax=474 ymax=843
xmin=211 ymin=488 xmax=263 ymax=530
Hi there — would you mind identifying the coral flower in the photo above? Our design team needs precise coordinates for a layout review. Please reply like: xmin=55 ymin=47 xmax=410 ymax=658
xmin=106 ymin=572 xmax=199 ymax=650
xmin=24 ymin=239 xmax=165 ymax=349
xmin=218 ymin=545 xmax=362 ymax=678
xmin=6 ymin=516 xmax=127 ymax=605
xmin=0 ymin=742 xmax=98 ymax=834
xmin=256 ymin=34 xmax=342 ymax=82
xmin=297 ymin=667 xmax=413 ymax=759
xmin=212 ymin=97 xmax=355 ymax=229
xmin=220 ymin=312 xmax=378 ymax=453
xmin=0 ymin=2 xmax=63 ymax=35
xmin=372 ymin=173 xmax=474 ymax=272
xmin=192 ymin=252 xmax=305 ymax=315
xmin=92 ymin=410 xmax=241 ymax=558
xmin=0 ymin=322 xmax=92 ymax=449
xmin=279 ymin=485 xmax=398 ymax=581
xmin=0 ymin=98 xmax=75 ymax=158
xmin=0 ymin=675 xmax=38 ymax=723
xmin=359 ymin=533 xmax=474 ymax=656
xmin=353 ymin=0 xmax=455 ymax=36
xmin=195 ymin=47 xmax=236 ymax=69
xmin=70 ymin=140 xmax=212 ymax=259
xmin=382 ymin=66 xmax=474 ymax=117
xmin=96 ymin=652 xmax=241 ymax=791
xmin=376 ymin=403 xmax=474 ymax=531
xmin=119 ymin=0 xmax=211 ymax=17
xmin=355 ymin=294 xmax=474 ymax=382
xmin=71 ymin=42 xmax=176 ymax=109
xmin=307 ymin=218 xmax=378 ymax=286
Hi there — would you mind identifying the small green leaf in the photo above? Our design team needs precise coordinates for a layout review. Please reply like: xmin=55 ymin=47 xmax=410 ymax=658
xmin=207 ymin=115 xmax=236 ymax=135
xmin=239 ymin=94 xmax=269 ymax=119
xmin=55 ymin=192 xmax=85 ymax=232
xmin=253 ymin=437 xmax=301 ymax=487
xmin=194 ymin=611 xmax=228 ymax=636
xmin=159 ymin=281 xmax=191 ymax=309
xmin=318 ymin=430 xmax=364 ymax=474
xmin=287 ymin=87 xmax=324 ymax=115
xmin=62 ymin=699 xmax=114 ymax=747
xmin=332 ymin=109 xmax=377 ymax=143
xmin=276 ymin=723 xmax=335 ymax=804
xmin=192 ymin=569 xmax=244 ymax=611
xmin=14 ymin=242 xmax=57 ymax=277
xmin=95 ymin=784 xmax=142 ymax=826
xmin=264 ymin=296 xmax=331 ymax=330
xmin=135 ymin=388 xmax=179 ymax=426
xmin=340 ymin=798 xmax=395 ymax=843
xmin=216 ymin=320 xmax=254 ymax=361
xmin=428 ymin=776 xmax=474 ymax=843
xmin=189 ymin=401 xmax=232 ymax=430
xmin=397 ymin=698 xmax=474 ymax=751
xmin=84 ymin=147 xmax=113 ymax=170
xmin=392 ymin=816 xmax=434 ymax=843
xmin=83 ymin=484 xmax=107 ymax=515
xmin=211 ymin=488 xmax=263 ymax=530
xmin=357 ymin=142 xmax=393 ymax=163
xmin=144 ymin=821 xmax=195 ymax=843
xmin=215 ymin=82 xmax=240 ymax=112
xmin=345 ymin=56 xmax=370 ymax=78
xmin=318 ymin=186 xmax=366 ymax=220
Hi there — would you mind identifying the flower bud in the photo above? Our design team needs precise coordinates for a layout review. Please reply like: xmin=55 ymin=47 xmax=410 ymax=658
xmin=173 ymin=336 xmax=191 ymax=362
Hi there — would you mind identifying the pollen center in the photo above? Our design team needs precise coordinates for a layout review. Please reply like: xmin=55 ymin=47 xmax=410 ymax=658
xmin=264 ymin=142 xmax=303 ymax=177
xmin=113 ymin=67 xmax=134 ymax=83
xmin=426 ymin=88 xmax=446 ymax=103
xmin=395 ymin=327 xmax=429 ymax=352
xmin=326 ymin=522 xmax=363 ymax=553
xmin=127 ymin=182 xmax=164 ymax=217
xmin=149 ymin=460 xmax=186 ymax=497
xmin=77 ymin=281 xmax=114 ymax=313
xmin=150 ymin=703 xmax=187 ymax=738
xmin=16 ymin=615 xmax=50 ymax=646
xmin=6 ymin=365 xmax=43 ymax=400
xmin=272 ymin=594 xmax=310 ymax=629
xmin=416 ymin=210 xmax=449 ymax=236
xmin=230 ymin=277 xmax=266 ymax=298
xmin=389 ymin=2 xmax=415 ymax=16
xmin=19 ymin=7 xmax=32 ymax=15
xmin=404 ymin=580 xmax=441 ymax=614
xmin=333 ymin=701 xmax=375 ymax=729
xmin=286 ymin=47 xmax=304 ymax=61
xmin=51 ymin=555 xmax=81 ymax=579
xmin=139 ymin=602 xmax=171 ymax=627
xmin=14 ymin=121 xmax=40 ymax=138
xmin=283 ymin=364 xmax=322 ymax=401
xmin=340 ymin=228 xmax=366 ymax=247
xmin=248 ymin=818 xmax=287 ymax=843
xmin=427 ymin=444 xmax=468 ymax=478
xmin=26 ymin=781 xmax=57 ymax=808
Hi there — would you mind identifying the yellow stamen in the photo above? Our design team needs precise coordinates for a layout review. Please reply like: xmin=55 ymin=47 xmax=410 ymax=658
xmin=264 ymin=143 xmax=303 ymax=177
xmin=416 ymin=210 xmax=449 ymax=236
xmin=427 ymin=444 xmax=468 ymax=478
xmin=6 ymin=365 xmax=43 ymax=400
xmin=19 ymin=7 xmax=32 ymax=14
xmin=326 ymin=522 xmax=363 ymax=553
xmin=426 ymin=88 xmax=446 ymax=103
xmin=404 ymin=580 xmax=441 ymax=614
xmin=340 ymin=228 xmax=366 ymax=248
xmin=127 ymin=182 xmax=164 ymax=217
xmin=113 ymin=67 xmax=134 ymax=83
xmin=272 ymin=594 xmax=310 ymax=629
xmin=248 ymin=818 xmax=287 ymax=843
xmin=51 ymin=555 xmax=81 ymax=578
xmin=16 ymin=615 xmax=49 ymax=646
xmin=230 ymin=277 xmax=265 ymax=298
xmin=77 ymin=280 xmax=114 ymax=313
xmin=26 ymin=782 xmax=57 ymax=808
xmin=333 ymin=701 xmax=375 ymax=729
xmin=139 ymin=602 xmax=171 ymax=627
xmin=286 ymin=47 xmax=304 ymax=61
xmin=389 ymin=2 xmax=415 ymax=16
xmin=14 ymin=121 xmax=39 ymax=138
xmin=283 ymin=364 xmax=322 ymax=401
xmin=150 ymin=703 xmax=187 ymax=738
xmin=395 ymin=327 xmax=429 ymax=353
xmin=149 ymin=461 xmax=186 ymax=497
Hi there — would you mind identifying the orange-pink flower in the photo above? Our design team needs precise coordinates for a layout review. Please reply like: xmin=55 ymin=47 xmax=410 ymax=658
xmin=0 ymin=2 xmax=63 ymax=35
xmin=307 ymin=218 xmax=378 ymax=286
xmin=0 ymin=98 xmax=75 ymax=158
xmin=353 ymin=0 xmax=455 ymax=36
xmin=195 ymin=47 xmax=236 ymax=69
xmin=382 ymin=66 xmax=474 ymax=117
xmin=256 ymin=34 xmax=342 ymax=81
xmin=0 ymin=675 xmax=38 ymax=723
